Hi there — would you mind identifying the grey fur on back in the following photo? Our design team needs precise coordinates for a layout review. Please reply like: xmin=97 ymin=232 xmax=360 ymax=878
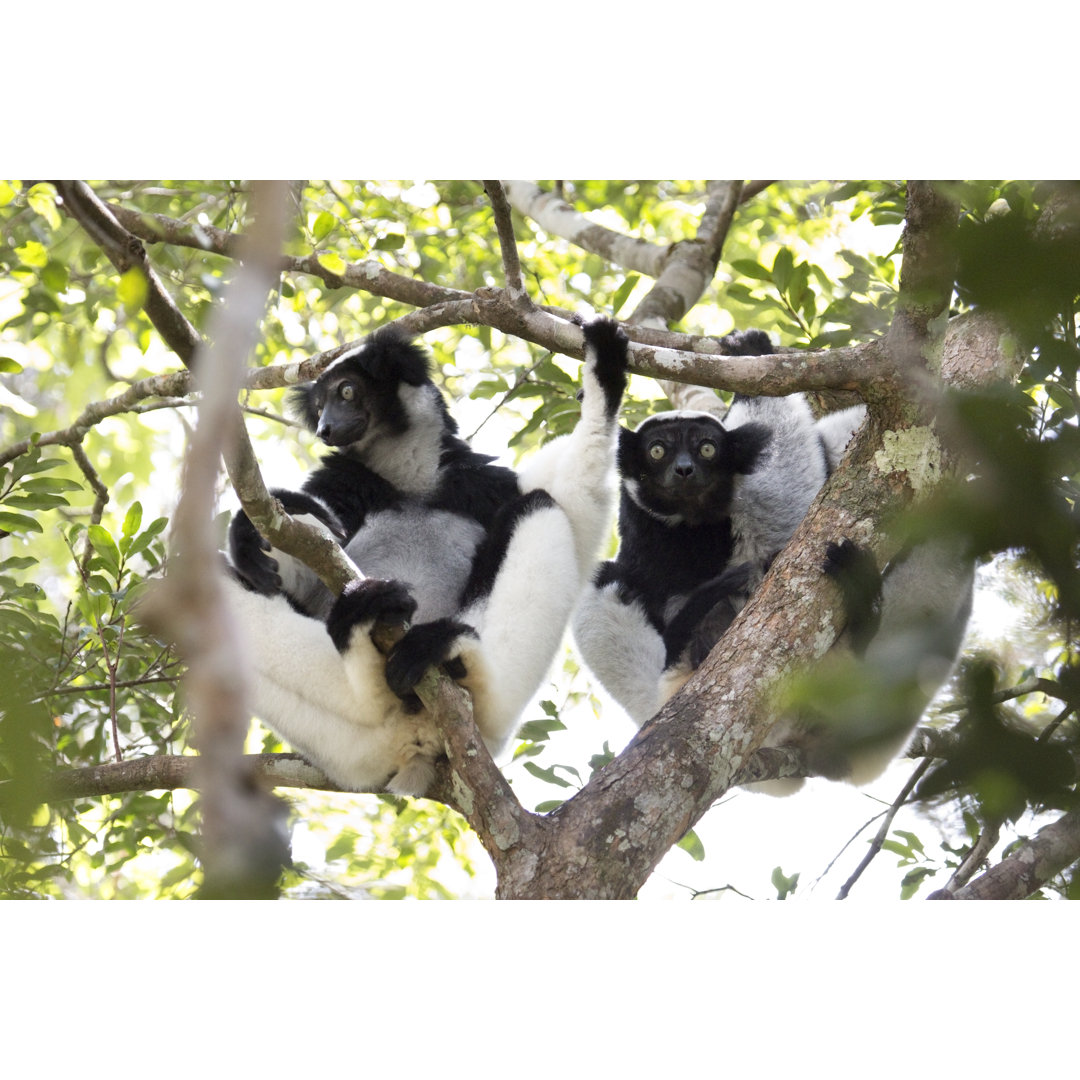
xmin=725 ymin=395 xmax=829 ymax=571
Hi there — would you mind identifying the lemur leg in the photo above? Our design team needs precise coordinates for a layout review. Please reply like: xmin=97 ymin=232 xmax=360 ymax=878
xmin=455 ymin=491 xmax=582 ymax=752
xmin=572 ymin=577 xmax=666 ymax=727
xmin=224 ymin=577 xmax=438 ymax=793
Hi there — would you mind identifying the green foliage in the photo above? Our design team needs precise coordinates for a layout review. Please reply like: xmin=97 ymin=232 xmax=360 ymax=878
xmin=771 ymin=865 xmax=799 ymax=900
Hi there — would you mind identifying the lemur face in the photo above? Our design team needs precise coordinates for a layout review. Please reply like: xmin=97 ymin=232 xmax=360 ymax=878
xmin=290 ymin=328 xmax=444 ymax=449
xmin=618 ymin=413 xmax=770 ymax=526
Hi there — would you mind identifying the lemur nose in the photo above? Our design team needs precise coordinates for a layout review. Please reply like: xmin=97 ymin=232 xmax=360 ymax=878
xmin=673 ymin=454 xmax=695 ymax=479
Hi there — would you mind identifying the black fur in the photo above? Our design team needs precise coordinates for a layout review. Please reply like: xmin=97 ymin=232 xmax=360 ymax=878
xmin=289 ymin=327 xmax=438 ymax=439
xmin=823 ymin=539 xmax=883 ymax=656
xmin=385 ymin=618 xmax=478 ymax=705
xmin=719 ymin=328 xmax=774 ymax=357
xmin=229 ymin=330 xmax=524 ymax=603
xmin=598 ymin=414 xmax=769 ymax=637
xmin=582 ymin=318 xmax=630 ymax=420
xmin=660 ymin=561 xmax=755 ymax=668
xmin=326 ymin=578 xmax=418 ymax=653
xmin=230 ymin=489 xmax=347 ymax=595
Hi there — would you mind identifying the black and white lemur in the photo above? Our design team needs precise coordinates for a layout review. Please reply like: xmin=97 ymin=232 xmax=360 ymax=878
xmin=226 ymin=318 xmax=628 ymax=796
xmin=572 ymin=329 xmax=974 ymax=791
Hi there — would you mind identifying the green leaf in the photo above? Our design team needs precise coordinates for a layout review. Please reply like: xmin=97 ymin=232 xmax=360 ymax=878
xmin=122 ymin=501 xmax=143 ymax=539
xmin=86 ymin=524 xmax=121 ymax=576
xmin=772 ymin=248 xmax=794 ymax=292
xmin=533 ymin=357 xmax=574 ymax=385
xmin=893 ymin=829 xmax=925 ymax=855
xmin=325 ymin=830 xmax=358 ymax=862
xmin=522 ymin=762 xmax=574 ymax=789
xmin=516 ymin=716 xmax=566 ymax=743
xmin=899 ymin=866 xmax=937 ymax=900
xmin=588 ymin=742 xmax=616 ymax=775
xmin=0 ymin=607 xmax=39 ymax=633
xmin=16 ymin=241 xmax=48 ymax=269
xmin=534 ymin=800 xmax=564 ymax=813
xmin=676 ymin=829 xmax=706 ymax=862
xmin=374 ymin=233 xmax=405 ymax=251
xmin=41 ymin=260 xmax=69 ymax=294
xmin=771 ymin=865 xmax=800 ymax=899
xmin=469 ymin=375 xmax=509 ymax=399
xmin=0 ymin=357 xmax=23 ymax=374
xmin=0 ymin=556 xmax=38 ymax=571
xmin=11 ymin=457 xmax=66 ymax=480
xmin=312 ymin=211 xmax=336 ymax=242
xmin=317 ymin=253 xmax=346 ymax=275
xmin=19 ymin=476 xmax=84 ymax=494
xmin=881 ymin=839 xmax=915 ymax=862
xmin=0 ymin=511 xmax=43 ymax=534
xmin=3 ymin=492 xmax=70 ymax=510
xmin=730 ymin=259 xmax=774 ymax=283
xmin=117 ymin=267 xmax=148 ymax=310
xmin=611 ymin=274 xmax=640 ymax=315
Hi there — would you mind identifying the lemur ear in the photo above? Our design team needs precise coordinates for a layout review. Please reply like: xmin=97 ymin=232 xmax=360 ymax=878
xmin=616 ymin=426 xmax=639 ymax=470
xmin=727 ymin=422 xmax=771 ymax=474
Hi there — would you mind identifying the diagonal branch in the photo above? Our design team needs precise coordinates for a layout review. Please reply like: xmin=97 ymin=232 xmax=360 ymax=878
xmin=934 ymin=808 xmax=1080 ymax=900
xmin=503 ymin=181 xmax=671 ymax=277
xmin=628 ymin=181 xmax=747 ymax=411
xmin=54 ymin=181 xmax=202 ymax=367
xmin=483 ymin=181 xmax=524 ymax=296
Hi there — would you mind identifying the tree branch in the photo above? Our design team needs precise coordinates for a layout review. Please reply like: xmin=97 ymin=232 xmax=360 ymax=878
xmin=934 ymin=809 xmax=1080 ymax=900
xmin=141 ymin=181 xmax=294 ymax=898
xmin=483 ymin=181 xmax=524 ymax=296
xmin=886 ymin=180 xmax=961 ymax=387
xmin=629 ymin=181 xmax=747 ymax=410
xmin=105 ymin=197 xmax=469 ymax=309
xmin=54 ymin=181 xmax=202 ymax=367
xmin=502 ymin=181 xmax=671 ymax=277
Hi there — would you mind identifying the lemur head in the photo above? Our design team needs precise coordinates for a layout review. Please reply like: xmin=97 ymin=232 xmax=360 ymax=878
xmin=291 ymin=327 xmax=455 ymax=450
xmin=618 ymin=411 xmax=771 ymax=525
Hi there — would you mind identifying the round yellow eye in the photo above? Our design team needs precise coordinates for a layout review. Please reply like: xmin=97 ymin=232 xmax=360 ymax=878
xmin=340 ymin=384 xmax=354 ymax=401
xmin=649 ymin=443 xmax=665 ymax=461
xmin=699 ymin=441 xmax=716 ymax=459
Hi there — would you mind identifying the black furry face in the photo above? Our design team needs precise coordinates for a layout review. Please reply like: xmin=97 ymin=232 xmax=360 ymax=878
xmin=618 ymin=414 xmax=770 ymax=525
xmin=289 ymin=328 xmax=444 ymax=448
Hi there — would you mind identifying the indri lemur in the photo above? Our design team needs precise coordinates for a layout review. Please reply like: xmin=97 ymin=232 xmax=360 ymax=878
xmin=572 ymin=329 xmax=973 ymax=790
xmin=227 ymin=319 xmax=628 ymax=796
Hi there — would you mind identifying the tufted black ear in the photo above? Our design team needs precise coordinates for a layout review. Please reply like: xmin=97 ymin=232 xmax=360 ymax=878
xmin=356 ymin=326 xmax=432 ymax=386
xmin=727 ymin=421 xmax=771 ymax=474
xmin=288 ymin=383 xmax=321 ymax=432
xmin=720 ymin=329 xmax=775 ymax=356
xmin=616 ymin=425 xmax=642 ymax=476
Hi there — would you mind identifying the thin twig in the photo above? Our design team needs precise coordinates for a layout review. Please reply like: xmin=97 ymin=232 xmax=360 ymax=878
xmin=836 ymin=758 xmax=933 ymax=899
